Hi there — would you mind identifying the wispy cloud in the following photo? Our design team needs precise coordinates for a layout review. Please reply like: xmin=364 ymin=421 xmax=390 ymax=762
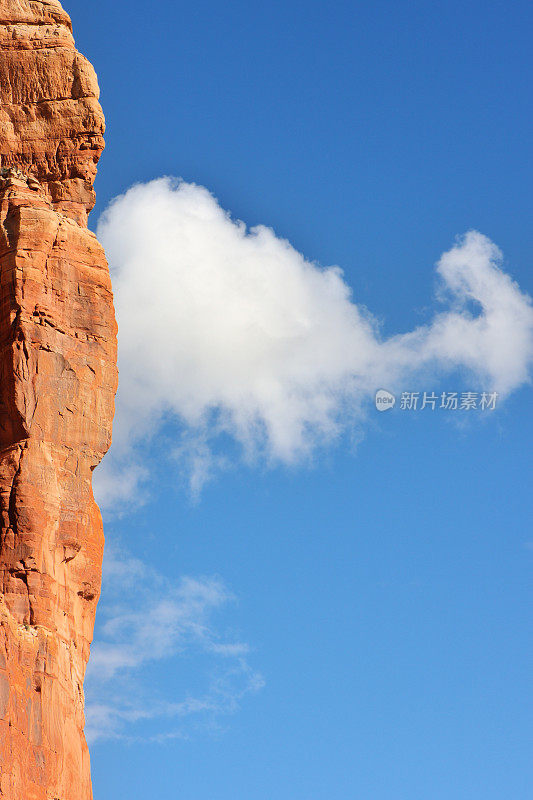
xmin=94 ymin=179 xmax=533 ymax=506
xmin=85 ymin=544 xmax=264 ymax=744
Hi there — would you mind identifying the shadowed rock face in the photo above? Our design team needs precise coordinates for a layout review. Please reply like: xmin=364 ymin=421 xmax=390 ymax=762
xmin=0 ymin=2 xmax=117 ymax=797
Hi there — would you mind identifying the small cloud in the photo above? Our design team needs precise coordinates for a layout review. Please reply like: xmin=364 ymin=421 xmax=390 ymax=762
xmin=93 ymin=463 xmax=148 ymax=514
xmin=85 ymin=544 xmax=263 ymax=744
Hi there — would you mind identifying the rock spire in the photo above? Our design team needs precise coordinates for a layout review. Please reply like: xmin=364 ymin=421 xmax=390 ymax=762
xmin=0 ymin=2 xmax=117 ymax=797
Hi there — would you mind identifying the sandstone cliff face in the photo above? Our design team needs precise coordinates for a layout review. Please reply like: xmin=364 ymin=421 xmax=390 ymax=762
xmin=0 ymin=2 xmax=117 ymax=798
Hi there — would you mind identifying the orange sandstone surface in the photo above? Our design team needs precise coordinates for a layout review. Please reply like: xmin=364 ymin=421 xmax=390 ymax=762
xmin=0 ymin=1 xmax=117 ymax=797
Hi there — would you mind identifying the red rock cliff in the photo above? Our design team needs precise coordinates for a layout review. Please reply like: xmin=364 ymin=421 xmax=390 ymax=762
xmin=0 ymin=1 xmax=117 ymax=797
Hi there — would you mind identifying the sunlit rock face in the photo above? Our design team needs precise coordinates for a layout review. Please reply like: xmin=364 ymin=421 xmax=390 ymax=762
xmin=0 ymin=2 xmax=117 ymax=797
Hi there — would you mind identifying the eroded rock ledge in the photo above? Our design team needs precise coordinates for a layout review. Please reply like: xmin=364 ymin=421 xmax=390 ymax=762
xmin=0 ymin=3 xmax=117 ymax=798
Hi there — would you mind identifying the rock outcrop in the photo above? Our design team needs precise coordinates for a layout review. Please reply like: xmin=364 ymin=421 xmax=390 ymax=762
xmin=0 ymin=2 xmax=117 ymax=798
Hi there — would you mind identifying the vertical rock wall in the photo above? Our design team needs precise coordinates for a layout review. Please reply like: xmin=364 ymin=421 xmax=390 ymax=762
xmin=0 ymin=2 xmax=117 ymax=797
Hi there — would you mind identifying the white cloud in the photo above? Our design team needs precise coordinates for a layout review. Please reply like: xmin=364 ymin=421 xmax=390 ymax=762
xmin=94 ymin=178 xmax=533 ymax=505
xmin=85 ymin=543 xmax=263 ymax=744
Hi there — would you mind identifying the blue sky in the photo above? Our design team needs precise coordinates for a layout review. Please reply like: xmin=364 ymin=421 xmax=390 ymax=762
xmin=67 ymin=1 xmax=531 ymax=798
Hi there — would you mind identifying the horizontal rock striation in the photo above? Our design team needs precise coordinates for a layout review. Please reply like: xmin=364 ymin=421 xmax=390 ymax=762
xmin=0 ymin=2 xmax=117 ymax=798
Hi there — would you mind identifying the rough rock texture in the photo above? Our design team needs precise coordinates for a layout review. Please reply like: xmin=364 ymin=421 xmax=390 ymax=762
xmin=0 ymin=2 xmax=117 ymax=798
